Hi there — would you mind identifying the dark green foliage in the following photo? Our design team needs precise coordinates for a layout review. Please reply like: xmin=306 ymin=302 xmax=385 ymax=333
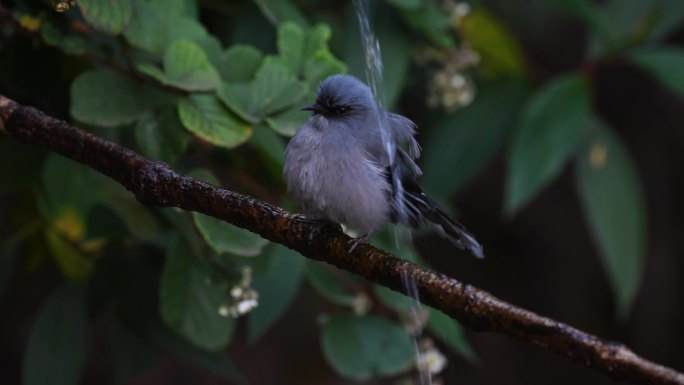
xmin=422 ymin=79 xmax=529 ymax=198
xmin=189 ymin=169 xmax=270 ymax=255
xmin=23 ymin=285 xmax=88 ymax=385
xmin=321 ymin=314 xmax=414 ymax=380
xmin=248 ymin=244 xmax=305 ymax=343
xmin=160 ymin=236 xmax=237 ymax=351
xmin=575 ymin=117 xmax=647 ymax=318
xmin=506 ymin=73 xmax=590 ymax=214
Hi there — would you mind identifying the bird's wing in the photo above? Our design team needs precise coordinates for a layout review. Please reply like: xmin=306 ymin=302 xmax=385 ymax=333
xmin=385 ymin=111 xmax=422 ymax=177
xmin=386 ymin=111 xmax=421 ymax=160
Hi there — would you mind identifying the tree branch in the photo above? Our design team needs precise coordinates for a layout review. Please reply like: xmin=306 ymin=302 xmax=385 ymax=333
xmin=1 ymin=95 xmax=682 ymax=385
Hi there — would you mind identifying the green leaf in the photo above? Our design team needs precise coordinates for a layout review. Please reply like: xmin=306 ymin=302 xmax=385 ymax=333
xmin=219 ymin=44 xmax=264 ymax=82
xmin=146 ymin=0 xmax=198 ymax=18
xmin=248 ymin=244 xmax=305 ymax=343
xmin=322 ymin=314 xmax=414 ymax=380
xmin=265 ymin=108 xmax=308 ymax=137
xmin=40 ymin=20 xmax=86 ymax=55
xmin=60 ymin=35 xmax=87 ymax=55
xmin=112 ymin=320 xmax=160 ymax=385
xmin=132 ymin=64 xmax=171 ymax=91
xmin=299 ymin=23 xmax=346 ymax=92
xmin=246 ymin=124 xmax=286 ymax=181
xmin=596 ymin=0 xmax=684 ymax=46
xmin=218 ymin=23 xmax=340 ymax=125
xmin=41 ymin=23 xmax=87 ymax=55
xmin=219 ymin=60 xmax=309 ymax=122
xmin=400 ymin=1 xmax=454 ymax=48
xmin=70 ymin=69 xmax=162 ymax=127
xmin=631 ymin=47 xmax=684 ymax=98
xmin=45 ymin=217 xmax=94 ymax=282
xmin=548 ymin=0 xmax=606 ymax=32
xmin=147 ymin=321 xmax=246 ymax=384
xmin=192 ymin=209 xmax=269 ymax=256
xmin=422 ymin=79 xmax=529 ymax=198
xmin=23 ymin=285 xmax=88 ymax=385
xmin=189 ymin=169 xmax=269 ymax=256
xmin=254 ymin=0 xmax=309 ymax=28
xmin=274 ymin=21 xmax=344 ymax=86
xmin=124 ymin=2 xmax=207 ymax=54
xmin=158 ymin=208 xmax=207 ymax=259
xmin=139 ymin=40 xmax=221 ymax=91
xmin=249 ymin=125 xmax=286 ymax=166
xmin=160 ymin=236 xmax=236 ymax=351
xmin=134 ymin=109 xmax=190 ymax=164
xmin=575 ymin=117 xmax=646 ymax=318
xmin=199 ymin=34 xmax=224 ymax=66
xmin=505 ymin=73 xmax=590 ymax=214
xmin=460 ymin=6 xmax=527 ymax=77
xmin=305 ymin=261 xmax=359 ymax=306
xmin=277 ymin=22 xmax=305 ymax=74
xmin=97 ymin=178 xmax=161 ymax=240
xmin=597 ymin=1 xmax=652 ymax=44
xmin=373 ymin=285 xmax=414 ymax=312
xmin=78 ymin=0 xmax=133 ymax=34
xmin=41 ymin=22 xmax=62 ymax=47
xmin=178 ymin=94 xmax=252 ymax=149
xmin=304 ymin=48 xmax=347 ymax=86
xmin=426 ymin=308 xmax=477 ymax=362
xmin=643 ymin=0 xmax=684 ymax=42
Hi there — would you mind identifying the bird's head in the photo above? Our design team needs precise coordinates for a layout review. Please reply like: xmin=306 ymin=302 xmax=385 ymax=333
xmin=302 ymin=75 xmax=375 ymax=119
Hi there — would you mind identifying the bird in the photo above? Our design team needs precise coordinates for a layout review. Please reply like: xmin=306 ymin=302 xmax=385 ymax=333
xmin=283 ymin=74 xmax=484 ymax=258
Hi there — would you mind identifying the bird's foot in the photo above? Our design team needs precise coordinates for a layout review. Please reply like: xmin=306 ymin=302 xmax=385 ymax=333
xmin=347 ymin=230 xmax=374 ymax=253
xmin=307 ymin=218 xmax=340 ymax=242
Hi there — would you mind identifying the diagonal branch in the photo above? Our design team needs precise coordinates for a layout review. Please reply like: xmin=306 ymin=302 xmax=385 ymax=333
xmin=0 ymin=95 xmax=682 ymax=385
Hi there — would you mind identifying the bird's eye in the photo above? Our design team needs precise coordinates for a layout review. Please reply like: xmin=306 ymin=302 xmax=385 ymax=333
xmin=336 ymin=105 xmax=351 ymax=114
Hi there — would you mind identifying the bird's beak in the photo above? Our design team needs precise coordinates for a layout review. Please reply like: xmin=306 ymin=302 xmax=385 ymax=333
xmin=302 ymin=104 xmax=325 ymax=114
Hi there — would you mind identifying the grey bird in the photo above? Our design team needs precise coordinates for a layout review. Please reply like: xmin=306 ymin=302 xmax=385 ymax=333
xmin=283 ymin=74 xmax=484 ymax=258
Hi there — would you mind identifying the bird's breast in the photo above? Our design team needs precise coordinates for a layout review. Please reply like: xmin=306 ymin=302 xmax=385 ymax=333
xmin=283 ymin=130 xmax=391 ymax=233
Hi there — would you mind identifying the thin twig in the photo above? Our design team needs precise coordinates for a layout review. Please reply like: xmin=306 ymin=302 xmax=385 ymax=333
xmin=0 ymin=95 xmax=682 ymax=385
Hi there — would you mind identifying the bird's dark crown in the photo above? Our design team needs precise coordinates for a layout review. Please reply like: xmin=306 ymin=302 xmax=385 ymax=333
xmin=303 ymin=75 xmax=373 ymax=117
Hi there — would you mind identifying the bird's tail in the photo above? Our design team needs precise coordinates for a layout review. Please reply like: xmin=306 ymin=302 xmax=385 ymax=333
xmin=387 ymin=151 xmax=484 ymax=258
xmin=399 ymin=186 xmax=484 ymax=259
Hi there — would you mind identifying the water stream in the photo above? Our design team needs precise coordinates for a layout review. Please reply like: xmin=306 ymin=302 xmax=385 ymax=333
xmin=352 ymin=2 xmax=432 ymax=383
xmin=401 ymin=269 xmax=432 ymax=384
xmin=352 ymin=0 xmax=408 ymax=225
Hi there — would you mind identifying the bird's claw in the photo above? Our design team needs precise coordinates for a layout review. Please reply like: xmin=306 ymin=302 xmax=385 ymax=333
xmin=307 ymin=218 xmax=340 ymax=242
xmin=347 ymin=233 xmax=370 ymax=253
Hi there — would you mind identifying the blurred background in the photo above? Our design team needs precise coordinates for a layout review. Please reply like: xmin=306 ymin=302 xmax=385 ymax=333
xmin=1 ymin=0 xmax=683 ymax=384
